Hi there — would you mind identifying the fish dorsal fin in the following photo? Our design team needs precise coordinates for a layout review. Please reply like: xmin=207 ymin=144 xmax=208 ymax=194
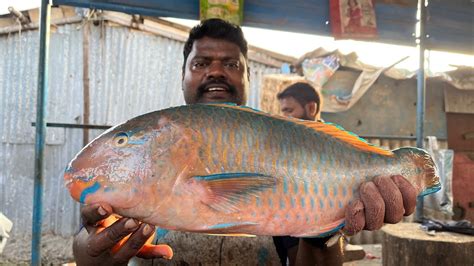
xmin=205 ymin=104 xmax=394 ymax=157
xmin=298 ymin=121 xmax=394 ymax=156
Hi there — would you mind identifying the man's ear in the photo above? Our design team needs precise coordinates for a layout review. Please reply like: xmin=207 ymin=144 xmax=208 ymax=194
xmin=305 ymin=102 xmax=318 ymax=120
xmin=181 ymin=61 xmax=187 ymax=82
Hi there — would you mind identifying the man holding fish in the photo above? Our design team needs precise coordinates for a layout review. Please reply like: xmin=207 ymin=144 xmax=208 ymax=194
xmin=72 ymin=18 xmax=421 ymax=265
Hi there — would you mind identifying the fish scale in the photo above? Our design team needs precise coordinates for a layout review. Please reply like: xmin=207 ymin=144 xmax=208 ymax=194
xmin=65 ymin=104 xmax=441 ymax=238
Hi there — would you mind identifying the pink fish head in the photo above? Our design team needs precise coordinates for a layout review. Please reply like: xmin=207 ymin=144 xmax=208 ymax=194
xmin=64 ymin=112 xmax=185 ymax=215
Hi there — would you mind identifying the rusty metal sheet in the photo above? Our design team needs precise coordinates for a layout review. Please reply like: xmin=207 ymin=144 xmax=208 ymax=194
xmin=447 ymin=113 xmax=474 ymax=152
xmin=444 ymin=86 xmax=474 ymax=114
xmin=452 ymin=152 xmax=474 ymax=223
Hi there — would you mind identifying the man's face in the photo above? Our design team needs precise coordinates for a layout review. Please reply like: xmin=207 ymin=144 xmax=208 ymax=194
xmin=182 ymin=37 xmax=249 ymax=105
xmin=279 ymin=96 xmax=314 ymax=121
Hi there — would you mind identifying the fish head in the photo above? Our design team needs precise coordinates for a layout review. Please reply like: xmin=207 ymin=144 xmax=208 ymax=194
xmin=64 ymin=112 xmax=184 ymax=212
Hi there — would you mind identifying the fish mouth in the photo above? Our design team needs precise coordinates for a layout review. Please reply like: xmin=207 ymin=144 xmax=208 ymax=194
xmin=64 ymin=166 xmax=99 ymax=202
xmin=65 ymin=173 xmax=144 ymax=207
xmin=64 ymin=170 xmax=78 ymax=196
xmin=65 ymin=176 xmax=94 ymax=203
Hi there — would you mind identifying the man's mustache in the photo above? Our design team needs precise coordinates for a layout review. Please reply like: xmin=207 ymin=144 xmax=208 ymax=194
xmin=197 ymin=79 xmax=237 ymax=96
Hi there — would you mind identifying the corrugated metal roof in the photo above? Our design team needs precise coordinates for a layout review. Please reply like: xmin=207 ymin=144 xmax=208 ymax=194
xmin=0 ymin=19 xmax=282 ymax=237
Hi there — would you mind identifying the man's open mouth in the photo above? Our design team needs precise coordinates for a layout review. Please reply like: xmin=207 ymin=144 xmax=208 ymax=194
xmin=206 ymin=87 xmax=227 ymax=92
xmin=204 ymin=85 xmax=230 ymax=93
xmin=197 ymin=81 xmax=236 ymax=101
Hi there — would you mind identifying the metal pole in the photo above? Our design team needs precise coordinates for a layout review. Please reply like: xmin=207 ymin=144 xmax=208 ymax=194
xmin=32 ymin=0 xmax=51 ymax=264
xmin=415 ymin=0 xmax=427 ymax=222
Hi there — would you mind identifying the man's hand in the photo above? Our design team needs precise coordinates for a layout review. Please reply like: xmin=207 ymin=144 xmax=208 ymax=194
xmin=344 ymin=175 xmax=417 ymax=235
xmin=73 ymin=203 xmax=172 ymax=265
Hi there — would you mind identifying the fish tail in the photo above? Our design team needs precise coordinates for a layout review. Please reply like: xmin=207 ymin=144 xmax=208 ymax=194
xmin=392 ymin=147 xmax=441 ymax=197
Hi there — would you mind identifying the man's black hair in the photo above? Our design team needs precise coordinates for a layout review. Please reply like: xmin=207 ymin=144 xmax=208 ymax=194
xmin=277 ymin=82 xmax=321 ymax=114
xmin=182 ymin=18 xmax=248 ymax=73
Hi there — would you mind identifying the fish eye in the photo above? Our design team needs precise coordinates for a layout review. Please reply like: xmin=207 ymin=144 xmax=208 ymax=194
xmin=113 ymin=132 xmax=129 ymax=147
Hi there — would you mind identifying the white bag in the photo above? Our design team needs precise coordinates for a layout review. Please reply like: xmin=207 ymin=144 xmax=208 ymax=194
xmin=0 ymin=212 xmax=13 ymax=254
xmin=423 ymin=136 xmax=454 ymax=219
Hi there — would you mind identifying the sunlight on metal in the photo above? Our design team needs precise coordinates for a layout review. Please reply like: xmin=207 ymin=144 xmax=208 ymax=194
xmin=415 ymin=0 xmax=427 ymax=222
xmin=32 ymin=0 xmax=51 ymax=264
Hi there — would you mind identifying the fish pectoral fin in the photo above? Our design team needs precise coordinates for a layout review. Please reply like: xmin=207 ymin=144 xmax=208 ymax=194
xmin=193 ymin=172 xmax=276 ymax=213
xmin=292 ymin=218 xmax=345 ymax=238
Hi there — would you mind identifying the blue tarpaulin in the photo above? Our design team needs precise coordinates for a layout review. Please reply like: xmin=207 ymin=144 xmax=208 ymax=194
xmin=52 ymin=0 xmax=473 ymax=54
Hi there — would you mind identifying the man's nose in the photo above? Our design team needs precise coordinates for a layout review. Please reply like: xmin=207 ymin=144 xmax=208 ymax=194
xmin=206 ymin=62 xmax=226 ymax=80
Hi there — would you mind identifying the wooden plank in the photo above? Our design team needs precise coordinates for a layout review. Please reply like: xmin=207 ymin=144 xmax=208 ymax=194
xmin=28 ymin=7 xmax=65 ymax=23
xmin=61 ymin=6 xmax=77 ymax=18
xmin=248 ymin=45 xmax=297 ymax=64
xmin=0 ymin=17 xmax=16 ymax=28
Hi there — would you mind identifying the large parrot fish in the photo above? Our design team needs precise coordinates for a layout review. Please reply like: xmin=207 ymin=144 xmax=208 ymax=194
xmin=64 ymin=103 xmax=440 ymax=238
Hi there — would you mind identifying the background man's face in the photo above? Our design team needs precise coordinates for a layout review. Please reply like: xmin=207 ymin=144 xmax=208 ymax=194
xmin=182 ymin=37 xmax=249 ymax=105
xmin=279 ymin=97 xmax=313 ymax=120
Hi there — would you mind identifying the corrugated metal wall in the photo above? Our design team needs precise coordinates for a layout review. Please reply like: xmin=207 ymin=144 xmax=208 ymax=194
xmin=0 ymin=21 xmax=280 ymax=237
xmin=1 ymin=25 xmax=84 ymax=237
xmin=2 ymin=20 xmax=446 ymax=245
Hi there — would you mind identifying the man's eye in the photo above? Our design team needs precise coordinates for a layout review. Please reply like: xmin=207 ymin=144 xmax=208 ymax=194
xmin=192 ymin=62 xmax=208 ymax=69
xmin=224 ymin=62 xmax=239 ymax=69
